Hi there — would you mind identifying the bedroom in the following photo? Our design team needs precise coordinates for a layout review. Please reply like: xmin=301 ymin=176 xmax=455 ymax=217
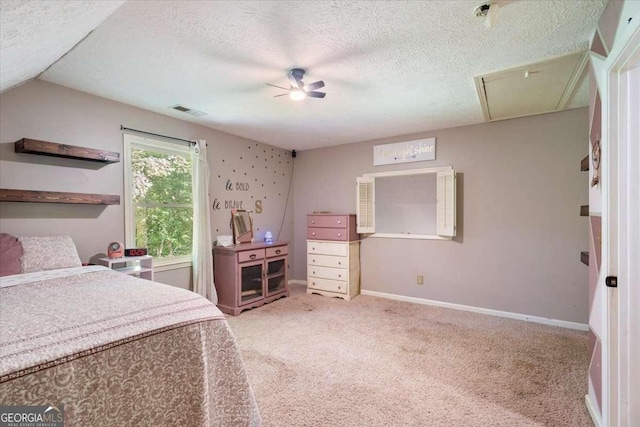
xmin=1 ymin=1 xmax=638 ymax=426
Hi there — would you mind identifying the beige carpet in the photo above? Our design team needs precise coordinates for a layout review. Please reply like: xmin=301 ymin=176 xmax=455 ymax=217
xmin=226 ymin=285 xmax=592 ymax=427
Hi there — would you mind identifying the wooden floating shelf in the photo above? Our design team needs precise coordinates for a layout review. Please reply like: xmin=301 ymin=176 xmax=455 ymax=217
xmin=581 ymin=156 xmax=589 ymax=171
xmin=15 ymin=138 xmax=120 ymax=163
xmin=581 ymin=251 xmax=589 ymax=266
xmin=580 ymin=205 xmax=589 ymax=216
xmin=0 ymin=189 xmax=120 ymax=205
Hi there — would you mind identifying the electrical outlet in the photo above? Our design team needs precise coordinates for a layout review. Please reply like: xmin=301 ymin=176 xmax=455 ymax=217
xmin=417 ymin=275 xmax=424 ymax=285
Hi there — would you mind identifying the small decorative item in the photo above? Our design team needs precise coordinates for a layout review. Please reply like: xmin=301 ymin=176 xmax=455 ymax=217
xmin=231 ymin=209 xmax=254 ymax=244
xmin=264 ymin=231 xmax=273 ymax=244
xmin=591 ymin=133 xmax=601 ymax=187
xmin=107 ymin=241 xmax=124 ymax=258
xmin=124 ymin=248 xmax=148 ymax=257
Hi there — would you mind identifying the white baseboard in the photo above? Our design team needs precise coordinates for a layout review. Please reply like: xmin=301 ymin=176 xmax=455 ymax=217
xmin=360 ymin=289 xmax=589 ymax=331
xmin=585 ymin=394 xmax=601 ymax=427
xmin=287 ymin=280 xmax=588 ymax=331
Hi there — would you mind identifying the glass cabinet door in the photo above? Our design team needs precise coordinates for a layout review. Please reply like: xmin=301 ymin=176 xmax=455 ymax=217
xmin=239 ymin=261 xmax=264 ymax=304
xmin=266 ymin=257 xmax=286 ymax=296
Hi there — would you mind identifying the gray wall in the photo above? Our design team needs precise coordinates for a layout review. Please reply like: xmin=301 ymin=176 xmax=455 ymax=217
xmin=292 ymin=108 xmax=589 ymax=323
xmin=0 ymin=80 xmax=293 ymax=289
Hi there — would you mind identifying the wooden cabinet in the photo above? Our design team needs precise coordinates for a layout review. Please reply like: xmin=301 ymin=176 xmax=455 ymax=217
xmin=307 ymin=214 xmax=360 ymax=300
xmin=213 ymin=242 xmax=289 ymax=315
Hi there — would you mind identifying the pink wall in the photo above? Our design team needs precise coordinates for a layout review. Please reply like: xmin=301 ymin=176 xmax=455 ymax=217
xmin=292 ymin=108 xmax=590 ymax=324
xmin=0 ymin=80 xmax=293 ymax=289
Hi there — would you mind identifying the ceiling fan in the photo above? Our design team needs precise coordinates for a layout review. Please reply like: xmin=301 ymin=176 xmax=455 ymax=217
xmin=266 ymin=68 xmax=326 ymax=100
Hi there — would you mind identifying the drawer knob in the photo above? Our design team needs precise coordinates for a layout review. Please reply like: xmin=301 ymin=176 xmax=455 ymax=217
xmin=312 ymin=259 xmax=316 ymax=262
xmin=250 ymin=254 xmax=256 ymax=259
xmin=338 ymin=233 xmax=342 ymax=237
xmin=338 ymin=286 xmax=341 ymax=290
xmin=312 ymin=232 xmax=316 ymax=236
xmin=312 ymin=220 xmax=315 ymax=224
xmin=275 ymin=250 xmax=281 ymax=254
xmin=338 ymin=262 xmax=341 ymax=265
xmin=338 ymin=220 xmax=342 ymax=224
xmin=313 ymin=271 xmax=316 ymax=274
xmin=338 ymin=274 xmax=341 ymax=278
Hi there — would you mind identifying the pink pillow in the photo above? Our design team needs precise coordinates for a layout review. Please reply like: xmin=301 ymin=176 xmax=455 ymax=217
xmin=0 ymin=233 xmax=23 ymax=277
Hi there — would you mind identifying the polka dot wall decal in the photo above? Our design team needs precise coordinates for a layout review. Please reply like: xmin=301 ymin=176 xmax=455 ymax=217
xmin=233 ymin=169 xmax=236 ymax=172
xmin=240 ymin=157 xmax=243 ymax=159
xmin=222 ymin=159 xmax=225 ymax=162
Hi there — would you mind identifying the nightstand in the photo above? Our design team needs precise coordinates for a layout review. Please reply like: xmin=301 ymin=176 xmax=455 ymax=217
xmin=97 ymin=255 xmax=154 ymax=280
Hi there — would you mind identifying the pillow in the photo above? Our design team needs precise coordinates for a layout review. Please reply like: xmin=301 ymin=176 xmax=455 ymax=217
xmin=0 ymin=233 xmax=23 ymax=277
xmin=19 ymin=235 xmax=82 ymax=273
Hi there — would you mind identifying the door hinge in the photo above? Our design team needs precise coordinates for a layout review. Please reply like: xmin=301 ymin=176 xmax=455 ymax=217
xmin=605 ymin=276 xmax=618 ymax=288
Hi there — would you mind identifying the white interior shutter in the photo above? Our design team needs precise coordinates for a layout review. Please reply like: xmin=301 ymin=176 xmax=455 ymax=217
xmin=356 ymin=176 xmax=375 ymax=233
xmin=437 ymin=169 xmax=456 ymax=237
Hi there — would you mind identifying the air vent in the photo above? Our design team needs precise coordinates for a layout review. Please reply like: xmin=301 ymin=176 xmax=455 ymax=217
xmin=169 ymin=105 xmax=207 ymax=117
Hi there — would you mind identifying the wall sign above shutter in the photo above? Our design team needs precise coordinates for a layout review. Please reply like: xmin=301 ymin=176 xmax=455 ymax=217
xmin=373 ymin=138 xmax=436 ymax=166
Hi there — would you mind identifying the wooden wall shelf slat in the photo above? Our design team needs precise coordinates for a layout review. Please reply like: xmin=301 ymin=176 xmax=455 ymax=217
xmin=581 ymin=251 xmax=589 ymax=266
xmin=0 ymin=189 xmax=120 ymax=205
xmin=580 ymin=205 xmax=589 ymax=216
xmin=581 ymin=155 xmax=589 ymax=171
xmin=15 ymin=138 xmax=120 ymax=163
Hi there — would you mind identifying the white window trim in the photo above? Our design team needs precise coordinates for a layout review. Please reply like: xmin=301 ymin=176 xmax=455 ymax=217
xmin=357 ymin=166 xmax=456 ymax=240
xmin=123 ymin=133 xmax=194 ymax=268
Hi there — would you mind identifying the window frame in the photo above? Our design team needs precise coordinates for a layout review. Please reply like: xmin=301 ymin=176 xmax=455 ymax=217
xmin=356 ymin=166 xmax=456 ymax=240
xmin=123 ymin=134 xmax=194 ymax=269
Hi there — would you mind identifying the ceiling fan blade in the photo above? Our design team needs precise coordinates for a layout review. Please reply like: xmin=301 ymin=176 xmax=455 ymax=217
xmin=273 ymin=94 xmax=288 ymax=97
xmin=266 ymin=83 xmax=291 ymax=90
xmin=287 ymin=73 xmax=302 ymax=89
xmin=306 ymin=91 xmax=326 ymax=98
xmin=305 ymin=81 xmax=325 ymax=91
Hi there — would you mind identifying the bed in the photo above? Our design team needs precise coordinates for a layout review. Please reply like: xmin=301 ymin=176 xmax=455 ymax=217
xmin=0 ymin=234 xmax=261 ymax=426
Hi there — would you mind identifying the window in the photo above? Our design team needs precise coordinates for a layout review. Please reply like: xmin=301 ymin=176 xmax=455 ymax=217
xmin=356 ymin=166 xmax=456 ymax=240
xmin=124 ymin=134 xmax=194 ymax=267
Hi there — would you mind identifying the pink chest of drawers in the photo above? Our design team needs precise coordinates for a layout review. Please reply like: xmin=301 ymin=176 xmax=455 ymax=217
xmin=306 ymin=214 xmax=360 ymax=301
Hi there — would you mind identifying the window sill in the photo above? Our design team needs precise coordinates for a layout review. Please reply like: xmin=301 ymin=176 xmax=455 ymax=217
xmin=369 ymin=233 xmax=452 ymax=240
xmin=154 ymin=257 xmax=193 ymax=272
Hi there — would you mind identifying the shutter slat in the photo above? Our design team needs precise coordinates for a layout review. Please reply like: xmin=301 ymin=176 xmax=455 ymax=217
xmin=356 ymin=177 xmax=375 ymax=233
xmin=436 ymin=170 xmax=456 ymax=237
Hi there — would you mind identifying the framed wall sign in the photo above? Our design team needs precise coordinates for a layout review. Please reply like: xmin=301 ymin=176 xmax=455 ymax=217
xmin=373 ymin=137 xmax=436 ymax=166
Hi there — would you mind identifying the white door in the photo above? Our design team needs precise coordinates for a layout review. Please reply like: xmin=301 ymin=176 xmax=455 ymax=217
xmin=605 ymin=25 xmax=640 ymax=427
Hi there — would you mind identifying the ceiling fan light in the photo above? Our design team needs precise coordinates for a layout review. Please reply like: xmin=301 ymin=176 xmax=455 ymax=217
xmin=290 ymin=90 xmax=306 ymax=101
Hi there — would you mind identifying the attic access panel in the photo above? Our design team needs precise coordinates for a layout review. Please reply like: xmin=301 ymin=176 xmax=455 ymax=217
xmin=475 ymin=51 xmax=588 ymax=121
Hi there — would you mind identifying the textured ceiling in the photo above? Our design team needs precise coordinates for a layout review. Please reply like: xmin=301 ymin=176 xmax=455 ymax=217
xmin=0 ymin=0 xmax=124 ymax=92
xmin=2 ymin=1 xmax=606 ymax=150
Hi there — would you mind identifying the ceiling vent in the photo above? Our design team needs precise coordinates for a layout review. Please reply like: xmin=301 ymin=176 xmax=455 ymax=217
xmin=474 ymin=51 xmax=588 ymax=122
xmin=169 ymin=105 xmax=207 ymax=117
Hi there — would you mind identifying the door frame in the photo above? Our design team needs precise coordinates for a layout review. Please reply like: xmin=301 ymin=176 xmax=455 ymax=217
xmin=602 ymin=19 xmax=640 ymax=427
